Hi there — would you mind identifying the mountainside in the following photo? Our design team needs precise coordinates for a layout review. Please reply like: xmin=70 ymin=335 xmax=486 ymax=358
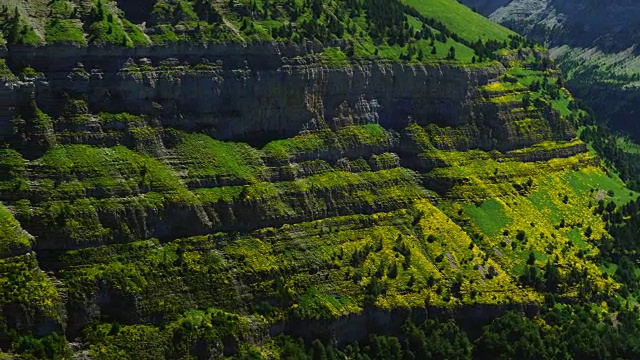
xmin=460 ymin=0 xmax=640 ymax=140
xmin=1 ymin=0 xmax=640 ymax=359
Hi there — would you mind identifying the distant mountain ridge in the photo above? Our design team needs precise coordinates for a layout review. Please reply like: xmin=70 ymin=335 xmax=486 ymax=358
xmin=461 ymin=0 xmax=640 ymax=139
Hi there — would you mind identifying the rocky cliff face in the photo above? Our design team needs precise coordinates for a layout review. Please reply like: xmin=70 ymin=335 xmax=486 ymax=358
xmin=0 ymin=43 xmax=577 ymax=252
xmin=463 ymin=0 xmax=640 ymax=51
xmin=2 ymin=43 xmax=568 ymax=150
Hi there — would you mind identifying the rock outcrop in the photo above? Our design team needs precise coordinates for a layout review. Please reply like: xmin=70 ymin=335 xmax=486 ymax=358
xmin=1 ymin=43 xmax=571 ymax=151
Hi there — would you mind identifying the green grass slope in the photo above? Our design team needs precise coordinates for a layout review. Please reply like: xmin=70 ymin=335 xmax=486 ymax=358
xmin=401 ymin=0 xmax=515 ymax=42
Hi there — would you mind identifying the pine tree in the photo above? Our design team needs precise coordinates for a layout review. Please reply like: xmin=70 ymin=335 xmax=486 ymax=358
xmin=522 ymin=93 xmax=531 ymax=108
xmin=447 ymin=46 xmax=456 ymax=60
xmin=544 ymin=261 xmax=560 ymax=293
xmin=96 ymin=0 xmax=104 ymax=20
xmin=311 ymin=339 xmax=327 ymax=360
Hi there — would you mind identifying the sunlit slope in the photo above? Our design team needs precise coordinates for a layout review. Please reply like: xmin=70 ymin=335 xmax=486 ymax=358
xmin=401 ymin=0 xmax=516 ymax=42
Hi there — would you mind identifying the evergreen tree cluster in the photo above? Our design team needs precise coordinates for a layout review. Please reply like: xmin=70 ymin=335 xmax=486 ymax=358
xmin=0 ymin=5 xmax=38 ymax=45
xmin=0 ymin=0 xmax=533 ymax=60
xmin=274 ymin=305 xmax=640 ymax=360
xmin=596 ymin=196 xmax=640 ymax=296
xmin=581 ymin=125 xmax=640 ymax=191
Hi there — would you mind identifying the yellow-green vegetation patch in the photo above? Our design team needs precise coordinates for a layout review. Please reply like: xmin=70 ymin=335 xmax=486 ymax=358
xmin=567 ymin=227 xmax=587 ymax=250
xmin=193 ymin=168 xmax=428 ymax=222
xmin=422 ymin=149 xmax=593 ymax=202
xmin=563 ymin=168 xmax=638 ymax=205
xmin=0 ymin=204 xmax=31 ymax=256
xmin=338 ymin=124 xmax=390 ymax=147
xmin=507 ymin=67 xmax=544 ymax=86
xmin=443 ymin=163 xmax=623 ymax=300
xmin=425 ymin=137 xmax=628 ymax=301
xmin=121 ymin=19 xmax=150 ymax=46
xmin=45 ymin=19 xmax=86 ymax=45
xmin=262 ymin=131 xmax=329 ymax=162
xmin=509 ymin=117 xmax=553 ymax=142
xmin=0 ymin=148 xmax=28 ymax=193
xmin=262 ymin=124 xmax=392 ymax=163
xmin=0 ymin=254 xmax=61 ymax=316
xmin=86 ymin=308 xmax=253 ymax=359
xmin=464 ymin=198 xmax=511 ymax=236
xmin=549 ymin=92 xmax=573 ymax=117
xmin=294 ymin=287 xmax=359 ymax=320
xmin=192 ymin=186 xmax=245 ymax=204
xmin=60 ymin=237 xmax=242 ymax=320
xmin=174 ymin=132 xmax=265 ymax=184
xmin=424 ymin=146 xmax=595 ymax=201
xmin=528 ymin=180 xmax=564 ymax=223
xmin=431 ymin=38 xmax=476 ymax=63
xmin=528 ymin=169 xmax=616 ymax=242
xmin=321 ymin=47 xmax=349 ymax=67
xmin=481 ymin=81 xmax=527 ymax=93
xmin=223 ymin=203 xmax=540 ymax=319
xmin=489 ymin=92 xmax=522 ymax=104
xmin=36 ymin=145 xmax=190 ymax=199
xmin=509 ymin=139 xmax=584 ymax=155
xmin=412 ymin=200 xmax=540 ymax=306
xmin=422 ymin=123 xmax=478 ymax=150
xmin=31 ymin=198 xmax=112 ymax=244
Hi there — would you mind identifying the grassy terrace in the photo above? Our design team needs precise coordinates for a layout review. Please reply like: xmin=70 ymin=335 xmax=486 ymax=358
xmin=57 ymin=201 xmax=541 ymax=330
xmin=10 ymin=120 xmax=631 ymax=315
xmin=49 ymin=138 xmax=633 ymax=333
xmin=0 ymin=254 xmax=62 ymax=323
xmin=0 ymin=203 xmax=31 ymax=256
xmin=32 ymin=144 xmax=192 ymax=200
xmin=174 ymin=132 xmax=265 ymax=185
xmin=261 ymin=124 xmax=393 ymax=163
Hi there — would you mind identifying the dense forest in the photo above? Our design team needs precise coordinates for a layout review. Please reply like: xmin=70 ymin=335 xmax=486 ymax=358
xmin=269 ymin=305 xmax=640 ymax=360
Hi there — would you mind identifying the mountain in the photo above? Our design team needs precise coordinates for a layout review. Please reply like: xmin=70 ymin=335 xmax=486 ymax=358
xmin=1 ymin=0 xmax=640 ymax=359
xmin=460 ymin=0 xmax=640 ymax=140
